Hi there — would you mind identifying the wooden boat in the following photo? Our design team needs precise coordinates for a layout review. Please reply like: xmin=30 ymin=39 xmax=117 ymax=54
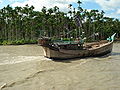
xmin=38 ymin=33 xmax=116 ymax=60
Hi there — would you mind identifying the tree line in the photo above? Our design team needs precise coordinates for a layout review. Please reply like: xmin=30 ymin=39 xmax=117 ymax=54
xmin=0 ymin=1 xmax=120 ymax=45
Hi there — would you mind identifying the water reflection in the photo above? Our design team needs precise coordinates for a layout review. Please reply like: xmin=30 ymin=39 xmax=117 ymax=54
xmin=112 ymin=52 xmax=120 ymax=56
xmin=52 ymin=53 xmax=112 ymax=63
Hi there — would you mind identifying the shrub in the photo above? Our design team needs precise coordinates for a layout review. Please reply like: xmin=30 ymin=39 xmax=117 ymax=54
xmin=2 ymin=41 xmax=8 ymax=45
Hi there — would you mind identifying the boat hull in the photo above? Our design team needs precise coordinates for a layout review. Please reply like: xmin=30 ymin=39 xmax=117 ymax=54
xmin=42 ymin=42 xmax=113 ymax=59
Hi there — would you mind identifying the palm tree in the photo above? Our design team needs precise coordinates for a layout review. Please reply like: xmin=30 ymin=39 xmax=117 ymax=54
xmin=0 ymin=1 xmax=120 ymax=44
xmin=42 ymin=6 xmax=47 ymax=14
xmin=68 ymin=4 xmax=72 ymax=17
xmin=48 ymin=8 xmax=53 ymax=15
xmin=53 ymin=6 xmax=59 ymax=13
xmin=77 ymin=0 xmax=82 ymax=12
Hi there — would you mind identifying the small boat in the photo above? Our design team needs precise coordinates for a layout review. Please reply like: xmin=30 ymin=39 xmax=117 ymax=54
xmin=38 ymin=33 xmax=116 ymax=60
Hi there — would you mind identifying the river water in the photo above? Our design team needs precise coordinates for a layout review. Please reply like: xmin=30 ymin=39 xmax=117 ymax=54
xmin=0 ymin=43 xmax=120 ymax=90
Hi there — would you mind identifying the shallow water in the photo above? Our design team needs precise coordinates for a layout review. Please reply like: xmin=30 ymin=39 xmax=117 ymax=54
xmin=0 ymin=43 xmax=120 ymax=90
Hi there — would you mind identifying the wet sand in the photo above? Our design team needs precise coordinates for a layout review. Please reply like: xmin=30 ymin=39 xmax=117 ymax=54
xmin=0 ymin=43 xmax=120 ymax=90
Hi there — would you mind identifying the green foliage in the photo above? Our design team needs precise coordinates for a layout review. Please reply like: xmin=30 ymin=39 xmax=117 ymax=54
xmin=0 ymin=39 xmax=3 ymax=45
xmin=2 ymin=41 xmax=8 ymax=45
xmin=63 ymin=38 xmax=71 ymax=41
xmin=0 ymin=1 xmax=120 ymax=45
xmin=0 ymin=39 xmax=37 ymax=45
xmin=24 ymin=40 xmax=37 ymax=44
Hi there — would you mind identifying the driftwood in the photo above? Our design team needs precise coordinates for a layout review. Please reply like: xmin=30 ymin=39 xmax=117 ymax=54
xmin=0 ymin=83 xmax=7 ymax=90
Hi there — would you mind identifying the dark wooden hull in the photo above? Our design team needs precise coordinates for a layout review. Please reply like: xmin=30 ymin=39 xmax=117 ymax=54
xmin=42 ymin=41 xmax=113 ymax=60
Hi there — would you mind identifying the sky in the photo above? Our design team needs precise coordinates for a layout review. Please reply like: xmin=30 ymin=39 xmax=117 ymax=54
xmin=0 ymin=0 xmax=120 ymax=19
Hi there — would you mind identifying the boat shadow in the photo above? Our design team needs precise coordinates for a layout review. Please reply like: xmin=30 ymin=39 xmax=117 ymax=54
xmin=52 ymin=56 xmax=98 ymax=63
xmin=52 ymin=57 xmax=89 ymax=63
xmin=111 ymin=52 xmax=120 ymax=56
xmin=52 ymin=52 xmax=120 ymax=63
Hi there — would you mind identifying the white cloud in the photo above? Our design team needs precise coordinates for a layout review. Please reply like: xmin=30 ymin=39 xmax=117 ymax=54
xmin=95 ymin=0 xmax=120 ymax=11
xmin=9 ymin=0 xmax=15 ymax=1
xmin=10 ymin=0 xmax=120 ymax=19
xmin=11 ymin=0 xmax=91 ymax=12
xmin=81 ymin=0 xmax=120 ymax=19
xmin=105 ymin=12 xmax=120 ymax=19
xmin=117 ymin=9 xmax=120 ymax=14
xmin=94 ymin=0 xmax=120 ymax=19
xmin=0 ymin=0 xmax=2 ymax=3
xmin=11 ymin=0 xmax=80 ymax=12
